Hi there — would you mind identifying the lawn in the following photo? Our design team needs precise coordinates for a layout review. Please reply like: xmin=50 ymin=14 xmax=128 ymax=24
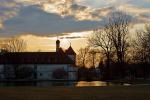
xmin=0 ymin=85 xmax=150 ymax=100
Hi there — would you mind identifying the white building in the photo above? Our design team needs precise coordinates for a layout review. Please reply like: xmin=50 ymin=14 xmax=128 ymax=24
xmin=0 ymin=39 xmax=78 ymax=80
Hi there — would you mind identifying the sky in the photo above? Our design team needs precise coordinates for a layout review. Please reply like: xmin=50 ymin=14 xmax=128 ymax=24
xmin=0 ymin=0 xmax=150 ymax=52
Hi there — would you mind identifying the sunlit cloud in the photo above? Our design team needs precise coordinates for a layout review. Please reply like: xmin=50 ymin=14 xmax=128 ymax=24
xmin=118 ymin=4 xmax=150 ymax=23
xmin=118 ymin=4 xmax=150 ymax=15
xmin=9 ymin=0 xmax=113 ymax=21
xmin=1 ymin=0 xmax=150 ymax=22
xmin=0 ymin=0 xmax=19 ymax=22
xmin=1 ymin=0 xmax=150 ymax=19
xmin=0 ymin=0 xmax=149 ymax=38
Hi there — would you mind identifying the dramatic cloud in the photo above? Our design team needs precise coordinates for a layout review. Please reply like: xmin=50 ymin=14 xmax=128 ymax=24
xmin=118 ymin=4 xmax=150 ymax=23
xmin=0 ymin=6 xmax=104 ymax=36
xmin=0 ymin=0 xmax=19 ymax=22
xmin=0 ymin=0 xmax=150 ymax=37
xmin=39 ymin=0 xmax=104 ymax=21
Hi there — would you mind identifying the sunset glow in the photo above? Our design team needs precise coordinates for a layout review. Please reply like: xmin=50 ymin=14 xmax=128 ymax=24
xmin=0 ymin=0 xmax=149 ymax=52
xmin=1 ymin=1 xmax=150 ymax=99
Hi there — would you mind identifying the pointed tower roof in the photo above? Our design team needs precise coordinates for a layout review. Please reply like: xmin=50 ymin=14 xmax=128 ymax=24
xmin=57 ymin=47 xmax=65 ymax=54
xmin=65 ymin=46 xmax=76 ymax=55
xmin=56 ymin=39 xmax=60 ymax=44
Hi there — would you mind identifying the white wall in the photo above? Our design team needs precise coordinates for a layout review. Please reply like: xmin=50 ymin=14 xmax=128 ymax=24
xmin=0 ymin=64 xmax=78 ymax=80
xmin=0 ymin=65 xmax=3 ymax=73
xmin=37 ymin=64 xmax=68 ymax=80
xmin=0 ymin=65 xmax=4 ymax=79
xmin=68 ymin=72 xmax=77 ymax=80
xmin=36 ymin=64 xmax=78 ymax=80
xmin=0 ymin=64 xmax=35 ymax=79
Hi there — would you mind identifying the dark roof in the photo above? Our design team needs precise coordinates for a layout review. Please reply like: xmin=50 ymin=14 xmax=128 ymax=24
xmin=65 ymin=46 xmax=76 ymax=55
xmin=0 ymin=52 xmax=75 ymax=64
xmin=56 ymin=39 xmax=60 ymax=44
xmin=57 ymin=47 xmax=65 ymax=54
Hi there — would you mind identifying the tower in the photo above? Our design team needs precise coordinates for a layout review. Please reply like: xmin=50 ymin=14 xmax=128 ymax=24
xmin=56 ymin=39 xmax=60 ymax=52
xmin=65 ymin=45 xmax=76 ymax=62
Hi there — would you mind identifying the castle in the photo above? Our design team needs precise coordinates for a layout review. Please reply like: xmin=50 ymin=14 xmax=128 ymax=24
xmin=0 ymin=39 xmax=78 ymax=80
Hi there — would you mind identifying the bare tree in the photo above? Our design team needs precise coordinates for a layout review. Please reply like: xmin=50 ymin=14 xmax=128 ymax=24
xmin=76 ymin=47 xmax=90 ymax=67
xmin=106 ymin=11 xmax=131 ymax=63
xmin=88 ymin=11 xmax=131 ymax=79
xmin=88 ymin=28 xmax=114 ymax=79
xmin=88 ymin=28 xmax=113 ymax=67
xmin=2 ymin=38 xmax=26 ymax=52
xmin=1 ymin=38 xmax=27 ymax=79
xmin=133 ymin=24 xmax=150 ymax=63
xmin=130 ymin=24 xmax=150 ymax=79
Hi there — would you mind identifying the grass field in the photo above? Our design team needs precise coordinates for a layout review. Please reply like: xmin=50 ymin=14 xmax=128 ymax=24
xmin=0 ymin=85 xmax=150 ymax=100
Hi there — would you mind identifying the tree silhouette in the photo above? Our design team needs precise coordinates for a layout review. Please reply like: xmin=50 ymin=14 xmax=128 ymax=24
xmin=76 ymin=47 xmax=90 ymax=67
xmin=1 ymin=38 xmax=26 ymax=52
xmin=106 ymin=11 xmax=131 ymax=64
xmin=133 ymin=24 xmax=150 ymax=63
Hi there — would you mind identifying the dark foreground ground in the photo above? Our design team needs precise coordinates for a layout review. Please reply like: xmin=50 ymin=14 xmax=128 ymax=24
xmin=0 ymin=85 xmax=150 ymax=100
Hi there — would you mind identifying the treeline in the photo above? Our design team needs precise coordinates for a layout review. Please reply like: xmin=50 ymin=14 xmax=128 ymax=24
xmin=76 ymin=11 xmax=150 ymax=81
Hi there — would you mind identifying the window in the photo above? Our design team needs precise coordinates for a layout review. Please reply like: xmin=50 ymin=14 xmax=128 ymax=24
xmin=40 ymin=73 xmax=43 ymax=76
